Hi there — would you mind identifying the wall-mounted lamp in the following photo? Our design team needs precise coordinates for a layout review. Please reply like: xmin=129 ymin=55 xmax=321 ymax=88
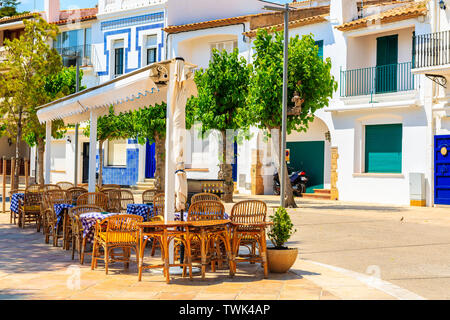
xmin=7 ymin=138 xmax=12 ymax=146
xmin=66 ymin=136 xmax=72 ymax=144
xmin=440 ymin=0 xmax=446 ymax=10
xmin=325 ymin=131 xmax=331 ymax=143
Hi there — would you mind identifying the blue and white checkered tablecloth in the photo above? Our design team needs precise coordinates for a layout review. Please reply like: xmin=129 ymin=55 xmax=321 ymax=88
xmin=10 ymin=193 xmax=24 ymax=214
xmin=54 ymin=203 xmax=75 ymax=228
xmin=126 ymin=204 xmax=153 ymax=222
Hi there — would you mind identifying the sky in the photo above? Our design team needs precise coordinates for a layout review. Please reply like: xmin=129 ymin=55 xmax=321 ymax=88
xmin=18 ymin=0 xmax=292 ymax=12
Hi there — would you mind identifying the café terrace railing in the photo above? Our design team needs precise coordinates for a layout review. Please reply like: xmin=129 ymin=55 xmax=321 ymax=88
xmin=340 ymin=61 xmax=416 ymax=97
xmin=413 ymin=31 xmax=450 ymax=69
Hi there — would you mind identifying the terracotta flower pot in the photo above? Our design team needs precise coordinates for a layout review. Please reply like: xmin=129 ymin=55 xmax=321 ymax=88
xmin=267 ymin=247 xmax=298 ymax=273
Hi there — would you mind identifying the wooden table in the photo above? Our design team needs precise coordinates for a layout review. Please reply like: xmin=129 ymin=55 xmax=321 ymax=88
xmin=229 ymin=221 xmax=273 ymax=278
xmin=137 ymin=221 xmax=192 ymax=284
xmin=188 ymin=219 xmax=233 ymax=279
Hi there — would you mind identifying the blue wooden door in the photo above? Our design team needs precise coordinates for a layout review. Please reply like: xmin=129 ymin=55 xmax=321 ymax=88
xmin=232 ymin=141 xmax=237 ymax=182
xmin=435 ymin=135 xmax=450 ymax=205
xmin=145 ymin=140 xmax=156 ymax=179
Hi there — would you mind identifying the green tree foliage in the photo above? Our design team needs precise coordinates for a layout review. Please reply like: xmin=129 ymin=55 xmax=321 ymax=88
xmin=0 ymin=0 xmax=21 ymax=18
xmin=187 ymin=48 xmax=251 ymax=202
xmin=0 ymin=15 xmax=62 ymax=187
xmin=83 ymin=107 xmax=135 ymax=186
xmin=246 ymin=29 xmax=337 ymax=207
xmin=133 ymin=103 xmax=166 ymax=192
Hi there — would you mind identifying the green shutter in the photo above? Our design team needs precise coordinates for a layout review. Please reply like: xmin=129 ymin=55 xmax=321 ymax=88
xmin=376 ymin=35 xmax=398 ymax=93
xmin=315 ymin=40 xmax=323 ymax=59
xmin=365 ymin=124 xmax=402 ymax=173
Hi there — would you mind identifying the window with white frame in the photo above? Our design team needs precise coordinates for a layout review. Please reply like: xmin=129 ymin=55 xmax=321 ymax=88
xmin=145 ymin=34 xmax=158 ymax=65
xmin=210 ymin=40 xmax=238 ymax=59
xmin=107 ymin=139 xmax=127 ymax=166
xmin=113 ymin=39 xmax=124 ymax=77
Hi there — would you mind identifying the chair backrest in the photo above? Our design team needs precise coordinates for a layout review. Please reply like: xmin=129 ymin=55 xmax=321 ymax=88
xmin=142 ymin=189 xmax=157 ymax=205
xmin=191 ymin=192 xmax=221 ymax=204
xmin=119 ymin=190 xmax=135 ymax=213
xmin=56 ymin=181 xmax=74 ymax=190
xmin=77 ymin=192 xmax=108 ymax=209
xmin=101 ymin=188 xmax=121 ymax=212
xmin=187 ymin=200 xmax=225 ymax=221
xmin=41 ymin=184 xmax=61 ymax=192
xmin=230 ymin=200 xmax=267 ymax=224
xmin=153 ymin=193 xmax=165 ymax=216
xmin=25 ymin=184 xmax=41 ymax=193
xmin=101 ymin=214 xmax=143 ymax=243
xmin=45 ymin=190 xmax=68 ymax=206
xmin=66 ymin=187 xmax=88 ymax=205
xmin=23 ymin=191 xmax=42 ymax=206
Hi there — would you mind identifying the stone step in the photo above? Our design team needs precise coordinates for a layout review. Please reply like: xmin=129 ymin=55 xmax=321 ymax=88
xmin=301 ymin=193 xmax=331 ymax=200
xmin=313 ymin=189 xmax=331 ymax=194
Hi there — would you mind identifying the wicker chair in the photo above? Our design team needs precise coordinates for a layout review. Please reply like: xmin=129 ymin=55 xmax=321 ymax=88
xmin=18 ymin=191 xmax=42 ymax=229
xmin=153 ymin=193 xmax=165 ymax=216
xmin=43 ymin=190 xmax=69 ymax=247
xmin=56 ymin=181 xmax=75 ymax=190
xmin=142 ymin=189 xmax=158 ymax=205
xmin=77 ymin=192 xmax=108 ymax=209
xmin=9 ymin=189 xmax=25 ymax=224
xmin=187 ymin=200 xmax=228 ymax=273
xmin=191 ymin=192 xmax=221 ymax=204
xmin=230 ymin=200 xmax=268 ymax=277
xmin=66 ymin=187 xmax=88 ymax=205
xmin=69 ymin=205 xmax=104 ymax=264
xmin=101 ymin=188 xmax=121 ymax=212
xmin=26 ymin=184 xmax=41 ymax=193
xmin=41 ymin=184 xmax=62 ymax=192
xmin=91 ymin=214 xmax=143 ymax=274
xmin=118 ymin=190 xmax=135 ymax=213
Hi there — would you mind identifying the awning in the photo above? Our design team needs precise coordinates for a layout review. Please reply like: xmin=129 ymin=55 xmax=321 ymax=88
xmin=36 ymin=59 xmax=195 ymax=124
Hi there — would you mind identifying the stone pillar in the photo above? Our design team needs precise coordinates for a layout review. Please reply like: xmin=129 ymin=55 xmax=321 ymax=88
xmin=251 ymin=149 xmax=264 ymax=195
xmin=330 ymin=147 xmax=339 ymax=200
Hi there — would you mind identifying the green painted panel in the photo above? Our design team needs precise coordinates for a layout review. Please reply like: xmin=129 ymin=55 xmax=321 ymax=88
xmin=315 ymin=40 xmax=323 ymax=59
xmin=376 ymin=35 xmax=398 ymax=93
xmin=286 ymin=141 xmax=325 ymax=193
xmin=365 ymin=124 xmax=402 ymax=173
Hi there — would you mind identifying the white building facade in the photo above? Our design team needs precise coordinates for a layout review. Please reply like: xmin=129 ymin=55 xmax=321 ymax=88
xmin=37 ymin=0 xmax=450 ymax=207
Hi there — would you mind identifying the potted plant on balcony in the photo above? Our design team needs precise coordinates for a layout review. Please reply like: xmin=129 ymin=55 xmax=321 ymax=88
xmin=266 ymin=206 xmax=298 ymax=273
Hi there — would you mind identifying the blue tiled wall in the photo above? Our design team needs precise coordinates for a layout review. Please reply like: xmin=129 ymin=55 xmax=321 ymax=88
xmin=97 ymin=142 xmax=139 ymax=186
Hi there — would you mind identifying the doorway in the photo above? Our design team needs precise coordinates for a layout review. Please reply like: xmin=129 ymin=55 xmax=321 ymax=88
xmin=376 ymin=34 xmax=398 ymax=93
xmin=82 ymin=142 xmax=89 ymax=183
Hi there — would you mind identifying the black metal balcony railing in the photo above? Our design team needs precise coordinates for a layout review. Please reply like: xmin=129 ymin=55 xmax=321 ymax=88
xmin=340 ymin=62 xmax=416 ymax=97
xmin=54 ymin=44 xmax=92 ymax=67
xmin=413 ymin=31 xmax=450 ymax=69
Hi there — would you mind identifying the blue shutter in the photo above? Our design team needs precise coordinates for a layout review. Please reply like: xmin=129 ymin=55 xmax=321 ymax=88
xmin=315 ymin=40 xmax=323 ymax=59
xmin=365 ymin=124 xmax=402 ymax=173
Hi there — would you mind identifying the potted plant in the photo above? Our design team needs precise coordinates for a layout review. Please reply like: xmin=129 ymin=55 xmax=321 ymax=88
xmin=266 ymin=206 xmax=298 ymax=273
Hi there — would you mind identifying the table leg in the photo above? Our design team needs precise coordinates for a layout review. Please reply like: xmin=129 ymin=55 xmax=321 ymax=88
xmin=200 ymin=228 xmax=206 ymax=279
xmin=260 ymin=228 xmax=268 ymax=278
xmin=163 ymin=229 xmax=170 ymax=284
xmin=138 ymin=229 xmax=144 ymax=281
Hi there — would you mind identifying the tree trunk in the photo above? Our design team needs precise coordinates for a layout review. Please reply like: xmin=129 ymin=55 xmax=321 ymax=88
xmin=154 ymin=133 xmax=165 ymax=193
xmin=13 ymin=113 xmax=22 ymax=190
xmin=270 ymin=127 xmax=297 ymax=208
xmin=98 ymin=140 xmax=104 ymax=187
xmin=37 ymin=137 xmax=45 ymax=187
xmin=218 ymin=130 xmax=234 ymax=203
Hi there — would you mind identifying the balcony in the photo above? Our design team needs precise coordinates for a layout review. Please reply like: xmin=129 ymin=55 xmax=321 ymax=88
xmin=340 ymin=62 xmax=416 ymax=97
xmin=412 ymin=31 xmax=450 ymax=72
xmin=54 ymin=44 xmax=92 ymax=68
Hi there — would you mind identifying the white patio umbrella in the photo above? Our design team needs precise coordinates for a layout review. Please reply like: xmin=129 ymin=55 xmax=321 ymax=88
xmin=170 ymin=59 xmax=197 ymax=214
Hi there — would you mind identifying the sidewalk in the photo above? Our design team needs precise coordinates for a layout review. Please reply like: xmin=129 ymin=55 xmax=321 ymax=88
xmin=0 ymin=213 xmax=401 ymax=300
